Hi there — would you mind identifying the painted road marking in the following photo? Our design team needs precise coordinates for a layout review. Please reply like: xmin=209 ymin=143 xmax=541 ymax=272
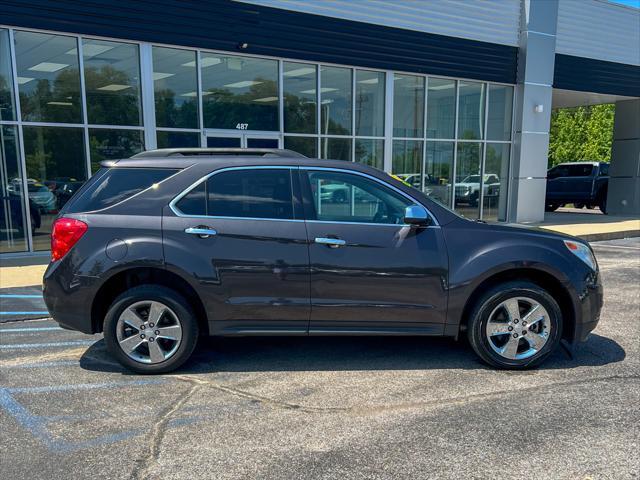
xmin=0 ymin=327 xmax=62 ymax=333
xmin=0 ymin=294 xmax=43 ymax=298
xmin=0 ymin=311 xmax=49 ymax=315
xmin=0 ymin=340 xmax=95 ymax=349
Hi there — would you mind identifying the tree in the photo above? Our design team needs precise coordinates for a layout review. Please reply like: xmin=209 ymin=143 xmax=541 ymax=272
xmin=548 ymin=104 xmax=614 ymax=168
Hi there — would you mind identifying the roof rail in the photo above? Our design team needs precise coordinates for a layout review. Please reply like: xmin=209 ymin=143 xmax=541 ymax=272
xmin=130 ymin=148 xmax=306 ymax=158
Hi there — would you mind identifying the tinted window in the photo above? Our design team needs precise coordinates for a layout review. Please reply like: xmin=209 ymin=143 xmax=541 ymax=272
xmin=68 ymin=168 xmax=177 ymax=212
xmin=305 ymin=170 xmax=412 ymax=224
xmin=175 ymin=169 xmax=294 ymax=220
xmin=568 ymin=164 xmax=593 ymax=177
xmin=599 ymin=163 xmax=609 ymax=176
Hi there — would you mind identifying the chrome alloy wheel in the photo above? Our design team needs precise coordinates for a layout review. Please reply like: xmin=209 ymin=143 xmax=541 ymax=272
xmin=116 ymin=300 xmax=183 ymax=364
xmin=485 ymin=296 xmax=551 ymax=360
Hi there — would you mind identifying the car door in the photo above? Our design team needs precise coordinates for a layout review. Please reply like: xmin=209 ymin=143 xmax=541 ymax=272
xmin=546 ymin=165 xmax=569 ymax=201
xmin=567 ymin=164 xmax=595 ymax=202
xmin=299 ymin=167 xmax=449 ymax=333
xmin=163 ymin=166 xmax=310 ymax=334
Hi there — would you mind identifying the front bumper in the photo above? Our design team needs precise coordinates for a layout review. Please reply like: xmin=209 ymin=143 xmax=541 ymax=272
xmin=572 ymin=272 xmax=604 ymax=343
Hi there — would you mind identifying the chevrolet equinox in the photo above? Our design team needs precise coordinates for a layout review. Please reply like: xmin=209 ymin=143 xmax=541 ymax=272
xmin=43 ymin=148 xmax=603 ymax=373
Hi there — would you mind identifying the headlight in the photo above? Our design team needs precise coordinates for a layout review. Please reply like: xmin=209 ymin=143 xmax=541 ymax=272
xmin=564 ymin=240 xmax=597 ymax=271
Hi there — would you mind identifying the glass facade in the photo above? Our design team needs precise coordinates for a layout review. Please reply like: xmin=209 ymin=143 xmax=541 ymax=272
xmin=0 ymin=26 xmax=514 ymax=254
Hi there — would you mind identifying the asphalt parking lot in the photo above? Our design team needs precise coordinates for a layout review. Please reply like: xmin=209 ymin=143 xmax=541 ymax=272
xmin=1 ymin=238 xmax=638 ymax=480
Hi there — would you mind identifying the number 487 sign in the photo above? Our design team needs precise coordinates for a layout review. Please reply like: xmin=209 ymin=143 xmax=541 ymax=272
xmin=236 ymin=123 xmax=249 ymax=130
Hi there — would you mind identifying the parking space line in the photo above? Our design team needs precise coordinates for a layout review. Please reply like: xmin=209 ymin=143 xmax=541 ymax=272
xmin=0 ymin=327 xmax=62 ymax=333
xmin=0 ymin=340 xmax=95 ymax=349
xmin=0 ymin=311 xmax=49 ymax=315
xmin=0 ymin=294 xmax=43 ymax=298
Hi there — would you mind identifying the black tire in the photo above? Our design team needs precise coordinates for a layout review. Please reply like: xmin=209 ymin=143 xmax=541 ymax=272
xmin=545 ymin=203 xmax=560 ymax=212
xmin=466 ymin=281 xmax=563 ymax=369
xmin=103 ymin=285 xmax=199 ymax=374
xmin=598 ymin=192 xmax=608 ymax=214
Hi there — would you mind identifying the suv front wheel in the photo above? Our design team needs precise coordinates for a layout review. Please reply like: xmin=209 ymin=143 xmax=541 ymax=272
xmin=467 ymin=281 xmax=562 ymax=369
xmin=103 ymin=285 xmax=199 ymax=374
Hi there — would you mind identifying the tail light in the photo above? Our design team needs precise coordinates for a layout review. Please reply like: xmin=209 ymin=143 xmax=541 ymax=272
xmin=51 ymin=217 xmax=88 ymax=261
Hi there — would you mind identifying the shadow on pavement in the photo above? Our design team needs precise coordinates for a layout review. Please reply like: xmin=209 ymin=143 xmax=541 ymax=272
xmin=79 ymin=333 xmax=625 ymax=375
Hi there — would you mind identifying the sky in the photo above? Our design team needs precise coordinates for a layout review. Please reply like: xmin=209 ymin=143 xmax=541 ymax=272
xmin=607 ymin=0 xmax=640 ymax=8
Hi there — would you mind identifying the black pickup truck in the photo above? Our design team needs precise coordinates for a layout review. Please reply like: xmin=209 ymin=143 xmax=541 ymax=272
xmin=545 ymin=162 xmax=609 ymax=214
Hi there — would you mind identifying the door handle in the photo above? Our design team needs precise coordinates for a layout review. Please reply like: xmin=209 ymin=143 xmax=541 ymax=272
xmin=184 ymin=226 xmax=217 ymax=238
xmin=315 ymin=237 xmax=346 ymax=248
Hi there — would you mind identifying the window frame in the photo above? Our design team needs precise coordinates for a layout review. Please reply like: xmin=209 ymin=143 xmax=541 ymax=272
xmin=169 ymin=165 xmax=301 ymax=222
xmin=299 ymin=166 xmax=438 ymax=227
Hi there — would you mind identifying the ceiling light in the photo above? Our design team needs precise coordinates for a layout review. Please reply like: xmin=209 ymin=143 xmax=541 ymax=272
xmin=28 ymin=62 xmax=69 ymax=73
xmin=253 ymin=96 xmax=278 ymax=102
xmin=153 ymin=72 xmax=174 ymax=81
xmin=67 ymin=44 xmax=114 ymax=57
xmin=47 ymin=101 xmax=73 ymax=106
xmin=180 ymin=91 xmax=198 ymax=97
xmin=321 ymin=99 xmax=334 ymax=105
xmin=17 ymin=77 xmax=34 ymax=85
xmin=182 ymin=57 xmax=221 ymax=68
xmin=358 ymin=78 xmax=379 ymax=85
xmin=224 ymin=80 xmax=262 ymax=88
xmin=97 ymin=84 xmax=131 ymax=91
xmin=300 ymin=87 xmax=338 ymax=94
xmin=429 ymin=84 xmax=454 ymax=91
xmin=283 ymin=67 xmax=315 ymax=77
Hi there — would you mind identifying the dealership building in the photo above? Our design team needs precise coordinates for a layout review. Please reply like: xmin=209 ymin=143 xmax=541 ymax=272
xmin=0 ymin=0 xmax=638 ymax=256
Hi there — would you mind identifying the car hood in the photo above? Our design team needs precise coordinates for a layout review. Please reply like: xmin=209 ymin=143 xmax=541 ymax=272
xmin=478 ymin=219 xmax=582 ymax=243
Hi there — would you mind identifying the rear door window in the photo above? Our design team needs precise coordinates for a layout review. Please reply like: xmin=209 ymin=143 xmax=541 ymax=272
xmin=568 ymin=164 xmax=593 ymax=176
xmin=66 ymin=168 xmax=178 ymax=212
xmin=174 ymin=168 xmax=294 ymax=220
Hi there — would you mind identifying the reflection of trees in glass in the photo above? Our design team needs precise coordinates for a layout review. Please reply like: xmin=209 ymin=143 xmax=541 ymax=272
xmin=155 ymin=89 xmax=198 ymax=129
xmin=456 ymin=143 xmax=481 ymax=180
xmin=84 ymin=66 xmax=141 ymax=125
xmin=284 ymin=93 xmax=316 ymax=133
xmin=89 ymin=130 xmax=143 ymax=173
xmin=0 ymin=74 xmax=15 ymax=121
xmin=19 ymin=69 xmax=82 ymax=123
xmin=23 ymin=127 xmax=86 ymax=183
xmin=203 ymin=79 xmax=278 ymax=131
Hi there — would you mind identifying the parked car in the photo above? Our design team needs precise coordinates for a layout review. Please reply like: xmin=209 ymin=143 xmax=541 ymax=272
xmin=455 ymin=174 xmax=501 ymax=207
xmin=43 ymin=148 xmax=603 ymax=374
xmin=546 ymin=162 xmax=609 ymax=213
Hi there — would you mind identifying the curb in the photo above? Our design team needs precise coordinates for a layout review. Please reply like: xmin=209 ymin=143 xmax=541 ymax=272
xmin=577 ymin=230 xmax=640 ymax=242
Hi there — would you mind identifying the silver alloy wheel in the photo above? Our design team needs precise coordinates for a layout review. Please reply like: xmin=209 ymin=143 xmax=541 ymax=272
xmin=485 ymin=296 xmax=551 ymax=360
xmin=116 ymin=300 xmax=183 ymax=364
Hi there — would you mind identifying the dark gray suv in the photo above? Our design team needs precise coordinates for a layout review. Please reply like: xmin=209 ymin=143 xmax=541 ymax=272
xmin=43 ymin=148 xmax=603 ymax=373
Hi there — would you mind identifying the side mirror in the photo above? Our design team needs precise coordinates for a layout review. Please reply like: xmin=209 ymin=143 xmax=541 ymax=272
xmin=403 ymin=205 xmax=430 ymax=226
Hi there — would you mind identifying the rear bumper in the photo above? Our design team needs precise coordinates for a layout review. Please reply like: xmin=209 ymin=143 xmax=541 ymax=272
xmin=43 ymin=261 xmax=97 ymax=334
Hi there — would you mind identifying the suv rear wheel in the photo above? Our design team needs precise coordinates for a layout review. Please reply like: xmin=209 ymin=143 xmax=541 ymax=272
xmin=103 ymin=285 xmax=199 ymax=374
xmin=467 ymin=281 xmax=562 ymax=369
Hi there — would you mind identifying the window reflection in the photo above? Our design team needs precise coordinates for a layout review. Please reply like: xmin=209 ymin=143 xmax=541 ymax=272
xmin=284 ymin=136 xmax=317 ymax=158
xmin=153 ymin=47 xmax=199 ymax=129
xmin=284 ymin=62 xmax=317 ymax=134
xmin=484 ymin=143 xmax=510 ymax=221
xmin=23 ymin=126 xmax=87 ymax=251
xmin=425 ymin=142 xmax=453 ymax=207
xmin=157 ymin=131 xmax=200 ymax=149
xmin=202 ymin=54 xmax=278 ymax=131
xmin=393 ymin=74 xmax=424 ymax=138
xmin=355 ymin=70 xmax=385 ymax=137
xmin=321 ymin=137 xmax=351 ymax=161
xmin=427 ymin=78 xmax=456 ymax=139
xmin=1 ymin=126 xmax=28 ymax=253
xmin=392 ymin=140 xmax=423 ymax=189
xmin=320 ymin=66 xmax=352 ymax=135
xmin=455 ymin=142 xmax=482 ymax=218
xmin=487 ymin=85 xmax=513 ymax=141
xmin=14 ymin=31 xmax=82 ymax=123
xmin=457 ymin=81 xmax=485 ymax=140
xmin=0 ymin=30 xmax=16 ymax=121
xmin=355 ymin=139 xmax=384 ymax=170
xmin=89 ymin=129 xmax=144 ymax=173
xmin=83 ymin=39 xmax=142 ymax=126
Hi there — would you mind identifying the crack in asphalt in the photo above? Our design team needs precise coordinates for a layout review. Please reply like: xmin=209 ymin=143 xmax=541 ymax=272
xmin=130 ymin=378 xmax=201 ymax=480
xmin=175 ymin=373 xmax=639 ymax=416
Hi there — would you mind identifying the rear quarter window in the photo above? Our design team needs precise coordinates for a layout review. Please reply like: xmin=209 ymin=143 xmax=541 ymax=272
xmin=66 ymin=168 xmax=178 ymax=213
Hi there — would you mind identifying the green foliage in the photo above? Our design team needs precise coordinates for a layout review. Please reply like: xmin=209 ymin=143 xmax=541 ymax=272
xmin=548 ymin=104 xmax=614 ymax=168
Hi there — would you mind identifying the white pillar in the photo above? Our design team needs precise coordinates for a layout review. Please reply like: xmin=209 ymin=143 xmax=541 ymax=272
xmin=508 ymin=0 xmax=559 ymax=223
xmin=607 ymin=99 xmax=640 ymax=216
